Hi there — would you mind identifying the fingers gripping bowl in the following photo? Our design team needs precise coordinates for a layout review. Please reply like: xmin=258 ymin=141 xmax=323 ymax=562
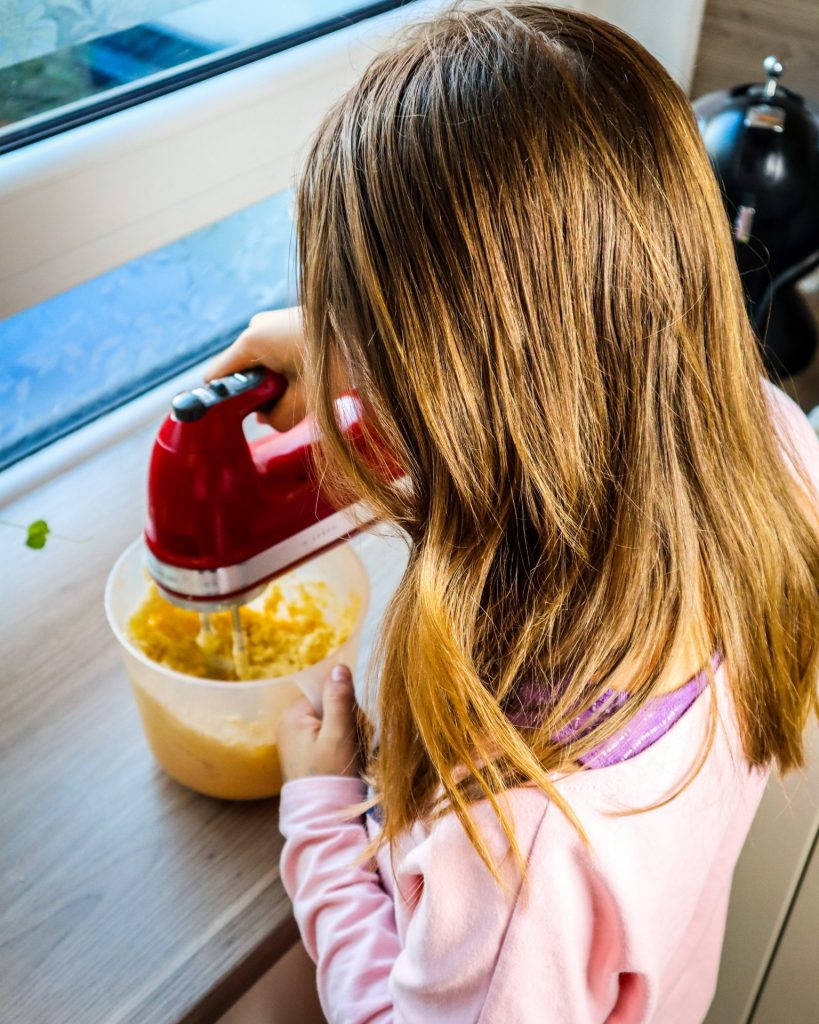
xmin=105 ymin=539 xmax=369 ymax=800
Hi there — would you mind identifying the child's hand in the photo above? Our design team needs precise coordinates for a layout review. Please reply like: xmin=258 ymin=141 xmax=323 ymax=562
xmin=205 ymin=306 xmax=307 ymax=432
xmin=277 ymin=665 xmax=362 ymax=783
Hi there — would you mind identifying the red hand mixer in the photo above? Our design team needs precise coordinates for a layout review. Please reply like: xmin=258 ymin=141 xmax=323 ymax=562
xmin=143 ymin=368 xmax=378 ymax=671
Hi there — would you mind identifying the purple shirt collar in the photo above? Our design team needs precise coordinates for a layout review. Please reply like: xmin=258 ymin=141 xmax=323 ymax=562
xmin=508 ymin=655 xmax=720 ymax=768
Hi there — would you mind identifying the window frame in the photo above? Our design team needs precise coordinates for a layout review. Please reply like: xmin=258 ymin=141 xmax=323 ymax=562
xmin=0 ymin=0 xmax=446 ymax=322
xmin=0 ymin=2 xmax=418 ymax=156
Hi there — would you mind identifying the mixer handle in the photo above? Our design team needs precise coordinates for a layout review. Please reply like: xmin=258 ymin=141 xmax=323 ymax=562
xmin=171 ymin=367 xmax=287 ymax=423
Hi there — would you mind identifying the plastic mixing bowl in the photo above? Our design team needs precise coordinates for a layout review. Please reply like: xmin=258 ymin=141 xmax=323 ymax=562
xmin=104 ymin=538 xmax=370 ymax=800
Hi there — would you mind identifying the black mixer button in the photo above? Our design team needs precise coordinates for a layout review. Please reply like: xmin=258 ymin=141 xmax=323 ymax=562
xmin=172 ymin=392 xmax=207 ymax=422
xmin=210 ymin=379 xmax=230 ymax=397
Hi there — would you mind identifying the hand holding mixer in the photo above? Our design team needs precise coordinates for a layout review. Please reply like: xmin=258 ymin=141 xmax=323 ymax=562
xmin=143 ymin=367 xmax=377 ymax=678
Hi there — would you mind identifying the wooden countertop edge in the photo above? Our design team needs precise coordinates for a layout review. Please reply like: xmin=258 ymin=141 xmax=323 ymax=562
xmin=120 ymin=870 xmax=301 ymax=1024
xmin=182 ymin=915 xmax=301 ymax=1024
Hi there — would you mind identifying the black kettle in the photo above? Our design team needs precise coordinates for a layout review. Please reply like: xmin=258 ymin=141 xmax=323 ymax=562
xmin=694 ymin=57 xmax=819 ymax=377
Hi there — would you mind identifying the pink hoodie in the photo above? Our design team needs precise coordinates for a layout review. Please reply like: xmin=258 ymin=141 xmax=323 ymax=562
xmin=279 ymin=385 xmax=819 ymax=1023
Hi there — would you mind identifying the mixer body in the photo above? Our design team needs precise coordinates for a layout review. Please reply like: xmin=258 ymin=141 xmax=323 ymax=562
xmin=144 ymin=368 xmax=375 ymax=611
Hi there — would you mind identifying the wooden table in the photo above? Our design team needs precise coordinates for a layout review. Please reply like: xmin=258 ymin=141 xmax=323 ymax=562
xmin=0 ymin=425 xmax=407 ymax=1023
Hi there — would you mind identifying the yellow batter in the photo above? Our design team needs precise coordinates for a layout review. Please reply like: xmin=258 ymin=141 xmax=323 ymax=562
xmin=128 ymin=580 xmax=352 ymax=680
xmin=125 ymin=579 xmax=357 ymax=800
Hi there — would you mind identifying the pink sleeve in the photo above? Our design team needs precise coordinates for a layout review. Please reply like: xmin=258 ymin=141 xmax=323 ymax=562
xmin=385 ymin=799 xmax=533 ymax=1021
xmin=279 ymin=776 xmax=400 ymax=1023
xmin=280 ymin=780 xmax=605 ymax=1023
xmin=279 ymin=779 xmax=530 ymax=1023
xmin=386 ymin=799 xmax=625 ymax=1022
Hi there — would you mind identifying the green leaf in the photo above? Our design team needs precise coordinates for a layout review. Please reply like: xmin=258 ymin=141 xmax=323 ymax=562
xmin=25 ymin=519 xmax=50 ymax=549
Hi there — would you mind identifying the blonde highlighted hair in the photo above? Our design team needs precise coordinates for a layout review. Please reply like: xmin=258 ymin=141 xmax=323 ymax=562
xmin=296 ymin=3 xmax=819 ymax=867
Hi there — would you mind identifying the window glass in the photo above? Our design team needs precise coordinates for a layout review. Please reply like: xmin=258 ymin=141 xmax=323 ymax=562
xmin=0 ymin=190 xmax=295 ymax=470
xmin=0 ymin=1 xmax=409 ymax=150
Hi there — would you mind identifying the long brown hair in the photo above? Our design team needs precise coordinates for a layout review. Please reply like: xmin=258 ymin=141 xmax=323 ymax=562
xmin=296 ymin=3 xmax=819 ymax=868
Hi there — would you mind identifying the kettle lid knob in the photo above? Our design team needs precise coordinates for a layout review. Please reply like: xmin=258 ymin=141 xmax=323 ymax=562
xmin=763 ymin=55 xmax=784 ymax=97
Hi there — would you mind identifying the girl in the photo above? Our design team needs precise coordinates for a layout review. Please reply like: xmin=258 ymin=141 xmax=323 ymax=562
xmin=209 ymin=5 xmax=819 ymax=1021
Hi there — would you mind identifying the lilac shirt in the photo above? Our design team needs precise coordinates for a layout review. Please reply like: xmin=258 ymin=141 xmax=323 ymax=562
xmin=507 ymin=656 xmax=719 ymax=769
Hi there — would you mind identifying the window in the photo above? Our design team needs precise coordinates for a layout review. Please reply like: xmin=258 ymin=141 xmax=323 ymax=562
xmin=0 ymin=1 xmax=414 ymax=152
xmin=0 ymin=1 xmax=441 ymax=486
xmin=0 ymin=190 xmax=294 ymax=470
